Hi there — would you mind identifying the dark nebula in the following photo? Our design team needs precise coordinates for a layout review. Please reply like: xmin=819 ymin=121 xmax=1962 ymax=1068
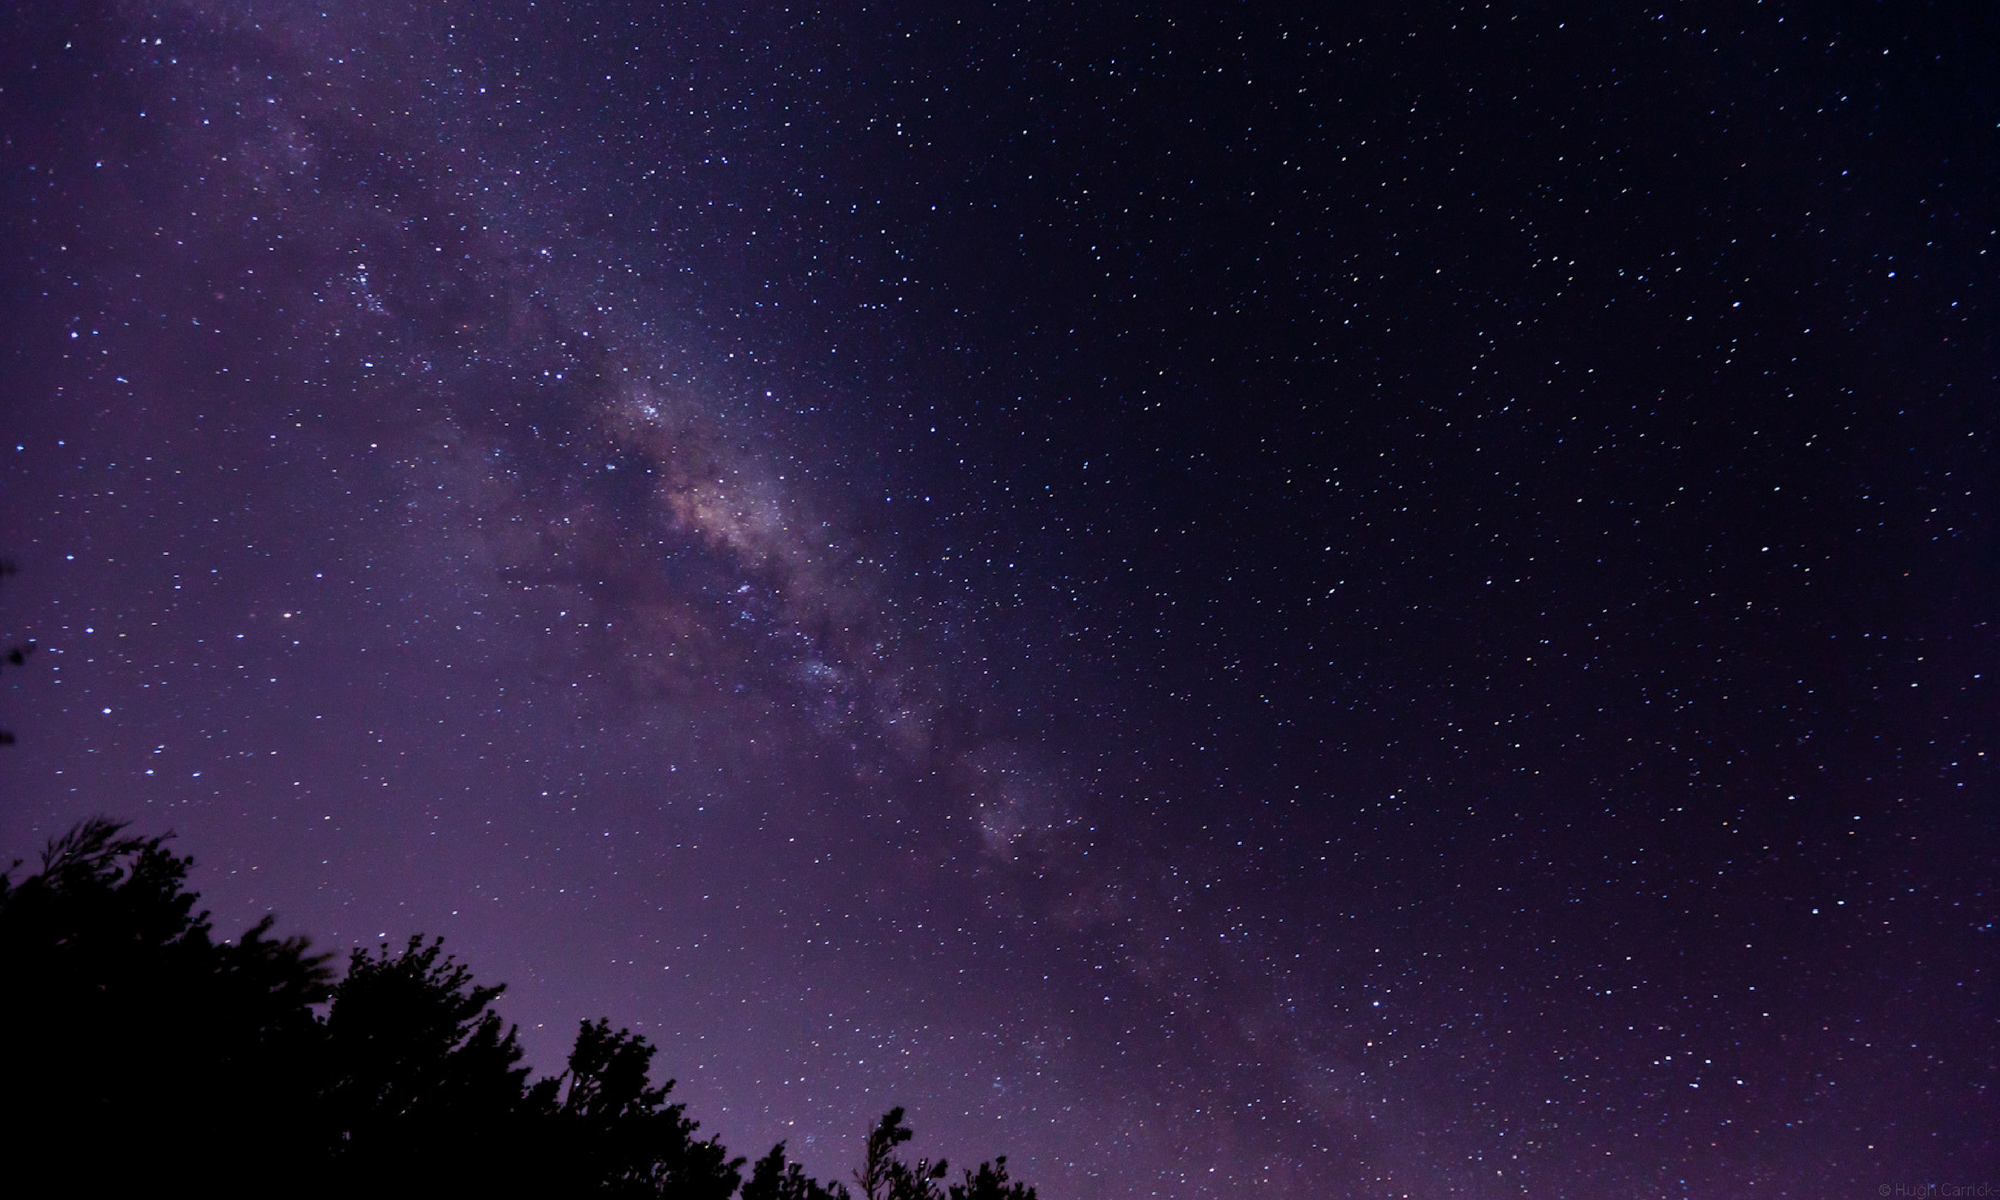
xmin=3 ymin=1 xmax=1995 ymax=1195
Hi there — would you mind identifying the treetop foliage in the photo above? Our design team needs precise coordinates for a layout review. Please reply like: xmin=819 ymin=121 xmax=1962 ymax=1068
xmin=746 ymin=1142 xmax=854 ymax=1200
xmin=1 ymin=819 xmax=1038 ymax=1199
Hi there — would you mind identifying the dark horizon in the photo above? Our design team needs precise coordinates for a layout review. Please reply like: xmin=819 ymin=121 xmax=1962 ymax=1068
xmin=3 ymin=1 xmax=1995 ymax=1194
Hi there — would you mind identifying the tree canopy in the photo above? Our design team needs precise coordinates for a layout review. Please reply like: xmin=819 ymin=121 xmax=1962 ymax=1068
xmin=0 ymin=818 xmax=1037 ymax=1199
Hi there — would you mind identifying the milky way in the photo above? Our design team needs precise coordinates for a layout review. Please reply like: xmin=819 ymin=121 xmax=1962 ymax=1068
xmin=4 ymin=1 xmax=1996 ymax=1196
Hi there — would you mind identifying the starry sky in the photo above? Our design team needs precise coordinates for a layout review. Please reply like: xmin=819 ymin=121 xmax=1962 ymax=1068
xmin=3 ymin=1 xmax=1996 ymax=1195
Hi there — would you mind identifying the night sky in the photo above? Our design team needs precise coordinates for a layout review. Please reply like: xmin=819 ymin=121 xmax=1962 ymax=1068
xmin=3 ymin=1 xmax=1997 ymax=1195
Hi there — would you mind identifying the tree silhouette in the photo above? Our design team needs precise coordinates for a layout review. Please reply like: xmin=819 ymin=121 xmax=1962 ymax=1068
xmin=947 ymin=1158 xmax=1038 ymax=1200
xmin=320 ymin=935 xmax=538 ymax=1188
xmin=0 ymin=818 xmax=332 ymax=1184
xmin=847 ymin=1108 xmax=1035 ymax=1200
xmin=530 ymin=1017 xmax=746 ymax=1198
xmin=1 ymin=819 xmax=1044 ymax=1199
xmin=855 ymin=1107 xmax=949 ymax=1200
xmin=745 ymin=1142 xmax=853 ymax=1200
